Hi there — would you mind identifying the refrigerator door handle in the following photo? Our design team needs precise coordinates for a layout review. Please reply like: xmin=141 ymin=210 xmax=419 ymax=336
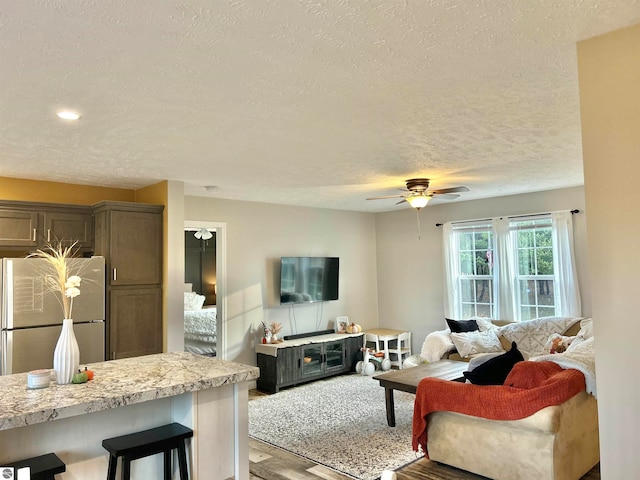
xmin=113 ymin=268 xmax=117 ymax=282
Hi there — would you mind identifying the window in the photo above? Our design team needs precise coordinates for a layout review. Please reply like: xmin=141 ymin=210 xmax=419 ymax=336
xmin=444 ymin=211 xmax=580 ymax=321
xmin=458 ymin=226 xmax=494 ymax=318
xmin=513 ymin=218 xmax=555 ymax=320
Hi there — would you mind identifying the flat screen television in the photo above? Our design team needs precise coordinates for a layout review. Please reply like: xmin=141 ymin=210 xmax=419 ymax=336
xmin=280 ymin=257 xmax=339 ymax=304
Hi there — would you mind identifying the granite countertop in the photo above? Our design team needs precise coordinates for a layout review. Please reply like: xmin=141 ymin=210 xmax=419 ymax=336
xmin=0 ymin=351 xmax=260 ymax=431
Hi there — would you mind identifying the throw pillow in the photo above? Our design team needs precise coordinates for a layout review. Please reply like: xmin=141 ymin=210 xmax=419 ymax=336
xmin=450 ymin=329 xmax=503 ymax=358
xmin=184 ymin=292 xmax=206 ymax=311
xmin=464 ymin=342 xmax=524 ymax=385
xmin=497 ymin=316 xmax=581 ymax=357
xmin=475 ymin=318 xmax=497 ymax=332
xmin=577 ymin=317 xmax=594 ymax=340
xmin=445 ymin=318 xmax=479 ymax=333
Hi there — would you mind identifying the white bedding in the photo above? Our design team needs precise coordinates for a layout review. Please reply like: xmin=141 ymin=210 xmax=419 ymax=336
xmin=184 ymin=307 xmax=217 ymax=355
xmin=532 ymin=337 xmax=596 ymax=397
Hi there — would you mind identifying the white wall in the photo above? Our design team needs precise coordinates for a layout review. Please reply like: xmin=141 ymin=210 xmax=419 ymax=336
xmin=375 ymin=186 xmax=590 ymax=355
xmin=578 ymin=23 xmax=640 ymax=478
xmin=166 ymin=180 xmax=186 ymax=353
xmin=184 ymin=196 xmax=379 ymax=366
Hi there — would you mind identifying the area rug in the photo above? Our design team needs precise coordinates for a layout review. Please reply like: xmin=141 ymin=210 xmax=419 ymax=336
xmin=248 ymin=374 xmax=421 ymax=480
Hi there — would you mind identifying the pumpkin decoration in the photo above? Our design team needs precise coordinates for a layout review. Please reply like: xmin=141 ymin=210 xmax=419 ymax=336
xmin=346 ymin=322 xmax=362 ymax=334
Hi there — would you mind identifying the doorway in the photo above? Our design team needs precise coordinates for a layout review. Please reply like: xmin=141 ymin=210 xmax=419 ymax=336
xmin=183 ymin=220 xmax=227 ymax=360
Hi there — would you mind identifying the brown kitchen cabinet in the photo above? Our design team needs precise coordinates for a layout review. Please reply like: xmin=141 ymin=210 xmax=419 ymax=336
xmin=92 ymin=201 xmax=164 ymax=359
xmin=0 ymin=200 xmax=93 ymax=251
xmin=109 ymin=286 xmax=163 ymax=359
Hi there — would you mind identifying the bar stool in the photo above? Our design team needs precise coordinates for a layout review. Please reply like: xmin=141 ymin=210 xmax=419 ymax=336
xmin=102 ymin=422 xmax=193 ymax=480
xmin=5 ymin=453 xmax=66 ymax=480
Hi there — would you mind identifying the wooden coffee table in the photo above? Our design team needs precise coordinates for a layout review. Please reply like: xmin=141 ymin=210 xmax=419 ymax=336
xmin=374 ymin=359 xmax=468 ymax=427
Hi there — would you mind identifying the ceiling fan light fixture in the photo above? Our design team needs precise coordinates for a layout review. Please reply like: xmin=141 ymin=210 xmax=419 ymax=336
xmin=194 ymin=228 xmax=213 ymax=240
xmin=406 ymin=195 xmax=430 ymax=209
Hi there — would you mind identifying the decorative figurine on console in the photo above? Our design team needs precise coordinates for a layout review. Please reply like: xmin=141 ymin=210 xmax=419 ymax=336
xmin=261 ymin=322 xmax=270 ymax=344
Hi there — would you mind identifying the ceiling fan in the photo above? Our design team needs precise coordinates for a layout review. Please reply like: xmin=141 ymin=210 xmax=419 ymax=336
xmin=366 ymin=178 xmax=469 ymax=210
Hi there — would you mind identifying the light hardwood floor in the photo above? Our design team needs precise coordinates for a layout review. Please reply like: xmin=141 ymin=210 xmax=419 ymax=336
xmin=248 ymin=388 xmax=600 ymax=480
xmin=249 ymin=436 xmax=600 ymax=480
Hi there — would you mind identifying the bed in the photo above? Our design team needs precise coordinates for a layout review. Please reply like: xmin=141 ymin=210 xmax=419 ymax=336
xmin=184 ymin=290 xmax=217 ymax=356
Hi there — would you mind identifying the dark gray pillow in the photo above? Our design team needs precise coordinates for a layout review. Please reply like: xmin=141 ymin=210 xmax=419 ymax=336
xmin=446 ymin=318 xmax=479 ymax=333
xmin=463 ymin=342 xmax=524 ymax=385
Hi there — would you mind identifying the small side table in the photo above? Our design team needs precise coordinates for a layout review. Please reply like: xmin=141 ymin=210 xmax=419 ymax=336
xmin=364 ymin=328 xmax=406 ymax=361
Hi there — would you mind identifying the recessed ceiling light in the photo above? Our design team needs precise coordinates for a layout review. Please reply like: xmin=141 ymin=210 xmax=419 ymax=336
xmin=57 ymin=111 xmax=81 ymax=120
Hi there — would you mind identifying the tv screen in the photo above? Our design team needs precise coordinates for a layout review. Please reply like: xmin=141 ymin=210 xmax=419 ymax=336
xmin=280 ymin=257 xmax=339 ymax=304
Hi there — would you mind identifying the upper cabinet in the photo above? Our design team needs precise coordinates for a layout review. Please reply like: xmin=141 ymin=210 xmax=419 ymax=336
xmin=0 ymin=201 xmax=93 ymax=251
xmin=93 ymin=202 xmax=163 ymax=286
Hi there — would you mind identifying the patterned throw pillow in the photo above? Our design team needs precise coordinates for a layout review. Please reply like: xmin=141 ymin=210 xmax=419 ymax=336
xmin=497 ymin=316 xmax=581 ymax=358
xmin=450 ymin=329 xmax=504 ymax=358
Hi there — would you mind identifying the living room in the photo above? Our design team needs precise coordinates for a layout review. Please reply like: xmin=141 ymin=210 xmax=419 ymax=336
xmin=1 ymin=2 xmax=639 ymax=479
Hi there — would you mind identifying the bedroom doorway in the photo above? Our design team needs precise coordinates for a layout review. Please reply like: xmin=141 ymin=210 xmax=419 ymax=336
xmin=184 ymin=220 xmax=227 ymax=360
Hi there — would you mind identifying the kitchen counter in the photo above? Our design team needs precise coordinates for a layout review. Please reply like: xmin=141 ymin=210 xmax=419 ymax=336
xmin=0 ymin=352 xmax=260 ymax=479
xmin=0 ymin=351 xmax=259 ymax=431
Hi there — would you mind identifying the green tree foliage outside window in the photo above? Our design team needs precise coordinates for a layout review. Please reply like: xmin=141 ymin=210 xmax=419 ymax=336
xmin=514 ymin=219 xmax=554 ymax=320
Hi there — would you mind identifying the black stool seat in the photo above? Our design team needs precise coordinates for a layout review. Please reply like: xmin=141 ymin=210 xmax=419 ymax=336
xmin=102 ymin=422 xmax=193 ymax=480
xmin=5 ymin=453 xmax=66 ymax=480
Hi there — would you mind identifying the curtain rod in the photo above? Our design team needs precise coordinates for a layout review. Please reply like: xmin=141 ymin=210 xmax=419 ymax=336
xmin=435 ymin=209 xmax=580 ymax=227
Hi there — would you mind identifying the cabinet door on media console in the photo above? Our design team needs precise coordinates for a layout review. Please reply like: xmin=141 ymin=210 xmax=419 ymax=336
xmin=324 ymin=340 xmax=345 ymax=373
xmin=301 ymin=344 xmax=323 ymax=378
xmin=278 ymin=347 xmax=300 ymax=385
xmin=344 ymin=335 xmax=364 ymax=371
xmin=256 ymin=347 xmax=300 ymax=393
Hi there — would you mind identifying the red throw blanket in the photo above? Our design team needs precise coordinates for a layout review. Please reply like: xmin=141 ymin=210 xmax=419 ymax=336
xmin=412 ymin=361 xmax=585 ymax=457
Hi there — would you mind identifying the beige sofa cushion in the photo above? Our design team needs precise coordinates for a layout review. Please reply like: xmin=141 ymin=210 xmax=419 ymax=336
xmin=427 ymin=391 xmax=599 ymax=480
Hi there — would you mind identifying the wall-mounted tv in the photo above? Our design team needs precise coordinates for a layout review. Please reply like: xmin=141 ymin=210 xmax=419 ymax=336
xmin=280 ymin=257 xmax=339 ymax=304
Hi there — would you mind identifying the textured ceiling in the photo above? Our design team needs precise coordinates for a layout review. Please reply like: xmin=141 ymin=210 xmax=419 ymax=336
xmin=1 ymin=1 xmax=639 ymax=212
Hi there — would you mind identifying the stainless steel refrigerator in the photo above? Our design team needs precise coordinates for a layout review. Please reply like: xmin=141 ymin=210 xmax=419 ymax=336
xmin=0 ymin=256 xmax=106 ymax=375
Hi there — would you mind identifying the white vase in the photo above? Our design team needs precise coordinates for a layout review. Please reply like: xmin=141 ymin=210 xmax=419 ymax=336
xmin=53 ymin=319 xmax=80 ymax=384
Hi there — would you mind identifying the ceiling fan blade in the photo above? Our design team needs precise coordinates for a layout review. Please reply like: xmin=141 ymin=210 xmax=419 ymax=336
xmin=432 ymin=193 xmax=460 ymax=200
xmin=396 ymin=199 xmax=407 ymax=205
xmin=366 ymin=194 xmax=407 ymax=200
xmin=430 ymin=186 xmax=469 ymax=195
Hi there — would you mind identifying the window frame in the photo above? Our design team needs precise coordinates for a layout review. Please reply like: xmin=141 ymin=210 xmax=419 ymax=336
xmin=511 ymin=217 xmax=556 ymax=321
xmin=449 ymin=215 xmax=562 ymax=321
xmin=453 ymin=223 xmax=495 ymax=319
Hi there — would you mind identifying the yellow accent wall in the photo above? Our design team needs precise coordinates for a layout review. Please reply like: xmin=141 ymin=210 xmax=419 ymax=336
xmin=578 ymin=23 xmax=640 ymax=478
xmin=0 ymin=176 xmax=135 ymax=204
